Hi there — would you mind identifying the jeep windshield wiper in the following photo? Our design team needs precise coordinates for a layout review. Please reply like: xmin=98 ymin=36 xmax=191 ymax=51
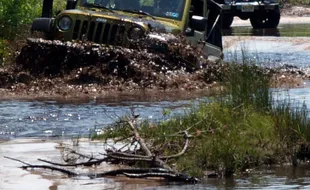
xmin=83 ymin=3 xmax=115 ymax=13
xmin=121 ymin=9 xmax=156 ymax=20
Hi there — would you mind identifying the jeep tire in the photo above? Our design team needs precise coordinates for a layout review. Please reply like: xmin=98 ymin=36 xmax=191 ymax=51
xmin=250 ymin=9 xmax=280 ymax=29
xmin=221 ymin=14 xmax=234 ymax=29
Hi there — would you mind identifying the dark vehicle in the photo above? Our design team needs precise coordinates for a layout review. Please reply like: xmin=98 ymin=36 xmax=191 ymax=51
xmin=218 ymin=0 xmax=280 ymax=29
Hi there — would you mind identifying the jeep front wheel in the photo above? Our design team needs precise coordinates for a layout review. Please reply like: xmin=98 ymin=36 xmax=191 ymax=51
xmin=222 ymin=15 xmax=234 ymax=29
xmin=250 ymin=10 xmax=280 ymax=29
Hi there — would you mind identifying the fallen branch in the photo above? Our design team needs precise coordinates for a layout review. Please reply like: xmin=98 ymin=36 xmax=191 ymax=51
xmin=5 ymin=156 xmax=198 ymax=183
xmin=4 ymin=156 xmax=31 ymax=166
xmin=94 ymin=168 xmax=171 ymax=177
xmin=122 ymin=172 xmax=199 ymax=183
xmin=107 ymin=154 xmax=153 ymax=162
xmin=160 ymin=131 xmax=189 ymax=159
xmin=126 ymin=118 xmax=152 ymax=156
xmin=107 ymin=151 xmax=152 ymax=159
xmin=38 ymin=158 xmax=107 ymax=167
xmin=65 ymin=147 xmax=100 ymax=161
xmin=5 ymin=156 xmax=78 ymax=176
xmin=21 ymin=165 xmax=78 ymax=176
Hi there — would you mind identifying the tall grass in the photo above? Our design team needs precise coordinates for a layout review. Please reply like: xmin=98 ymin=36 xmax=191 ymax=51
xmin=223 ymin=62 xmax=271 ymax=111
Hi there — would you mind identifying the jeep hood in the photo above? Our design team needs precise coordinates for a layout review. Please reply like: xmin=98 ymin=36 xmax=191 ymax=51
xmin=62 ymin=9 xmax=181 ymax=33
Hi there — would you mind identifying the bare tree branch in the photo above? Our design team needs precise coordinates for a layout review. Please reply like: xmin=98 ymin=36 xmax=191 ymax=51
xmin=107 ymin=154 xmax=153 ymax=162
xmin=126 ymin=117 xmax=153 ymax=157
xmin=4 ymin=156 xmax=31 ymax=166
xmin=65 ymin=147 xmax=100 ymax=161
xmin=37 ymin=158 xmax=107 ymax=167
xmin=21 ymin=165 xmax=78 ymax=176
xmin=108 ymin=152 xmax=151 ymax=159
xmin=160 ymin=131 xmax=189 ymax=159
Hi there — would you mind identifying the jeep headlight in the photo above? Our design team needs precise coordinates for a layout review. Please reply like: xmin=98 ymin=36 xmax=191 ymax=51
xmin=128 ymin=27 xmax=144 ymax=40
xmin=58 ymin=16 xmax=72 ymax=31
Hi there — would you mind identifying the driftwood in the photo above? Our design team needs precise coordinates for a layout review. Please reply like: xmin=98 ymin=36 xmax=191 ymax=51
xmin=4 ymin=112 xmax=198 ymax=184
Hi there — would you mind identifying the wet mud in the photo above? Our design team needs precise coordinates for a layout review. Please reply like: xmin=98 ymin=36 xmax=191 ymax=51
xmin=0 ymin=34 xmax=226 ymax=100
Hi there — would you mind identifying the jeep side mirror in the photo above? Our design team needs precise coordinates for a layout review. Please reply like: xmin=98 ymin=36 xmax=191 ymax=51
xmin=191 ymin=15 xmax=208 ymax=32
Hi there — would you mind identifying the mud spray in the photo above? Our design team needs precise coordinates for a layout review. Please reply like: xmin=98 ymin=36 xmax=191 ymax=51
xmin=0 ymin=33 xmax=226 ymax=98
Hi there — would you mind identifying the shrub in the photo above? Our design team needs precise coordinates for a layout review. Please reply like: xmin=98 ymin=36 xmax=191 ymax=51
xmin=0 ymin=0 xmax=42 ymax=39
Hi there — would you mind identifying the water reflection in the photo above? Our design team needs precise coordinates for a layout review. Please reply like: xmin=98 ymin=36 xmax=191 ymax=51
xmin=145 ymin=166 xmax=310 ymax=189
xmin=223 ymin=23 xmax=310 ymax=37
xmin=223 ymin=27 xmax=281 ymax=37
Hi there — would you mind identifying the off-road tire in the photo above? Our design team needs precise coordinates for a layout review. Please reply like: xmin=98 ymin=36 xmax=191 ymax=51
xmin=221 ymin=14 xmax=234 ymax=29
xmin=250 ymin=9 xmax=280 ymax=29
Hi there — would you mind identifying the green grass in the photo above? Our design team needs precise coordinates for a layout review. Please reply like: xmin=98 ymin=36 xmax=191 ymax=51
xmin=94 ymin=61 xmax=310 ymax=178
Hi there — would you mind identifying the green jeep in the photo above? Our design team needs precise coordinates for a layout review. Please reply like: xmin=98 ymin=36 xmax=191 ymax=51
xmin=30 ymin=0 xmax=223 ymax=59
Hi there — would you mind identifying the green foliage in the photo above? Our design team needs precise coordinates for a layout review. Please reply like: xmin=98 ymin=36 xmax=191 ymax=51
xmin=0 ymin=0 xmax=42 ymax=39
xmin=0 ymin=0 xmax=43 ymax=64
xmin=0 ymin=0 xmax=65 ymax=64
xmin=54 ymin=0 xmax=67 ymax=15
xmin=0 ymin=39 xmax=6 ymax=66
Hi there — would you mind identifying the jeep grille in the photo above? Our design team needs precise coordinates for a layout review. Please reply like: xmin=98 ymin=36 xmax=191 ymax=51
xmin=72 ymin=20 xmax=126 ymax=45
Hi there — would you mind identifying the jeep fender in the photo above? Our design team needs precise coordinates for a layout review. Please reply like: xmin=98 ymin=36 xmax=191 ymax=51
xmin=31 ymin=18 xmax=55 ymax=33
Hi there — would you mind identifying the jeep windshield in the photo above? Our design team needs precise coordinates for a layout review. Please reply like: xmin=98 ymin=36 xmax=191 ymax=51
xmin=80 ymin=0 xmax=186 ymax=20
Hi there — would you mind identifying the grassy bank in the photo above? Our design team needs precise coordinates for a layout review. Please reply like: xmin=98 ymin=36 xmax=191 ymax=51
xmin=94 ymin=61 xmax=310 ymax=178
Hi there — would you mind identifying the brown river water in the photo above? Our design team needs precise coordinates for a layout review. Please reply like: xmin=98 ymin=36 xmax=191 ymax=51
xmin=2 ymin=17 xmax=310 ymax=189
